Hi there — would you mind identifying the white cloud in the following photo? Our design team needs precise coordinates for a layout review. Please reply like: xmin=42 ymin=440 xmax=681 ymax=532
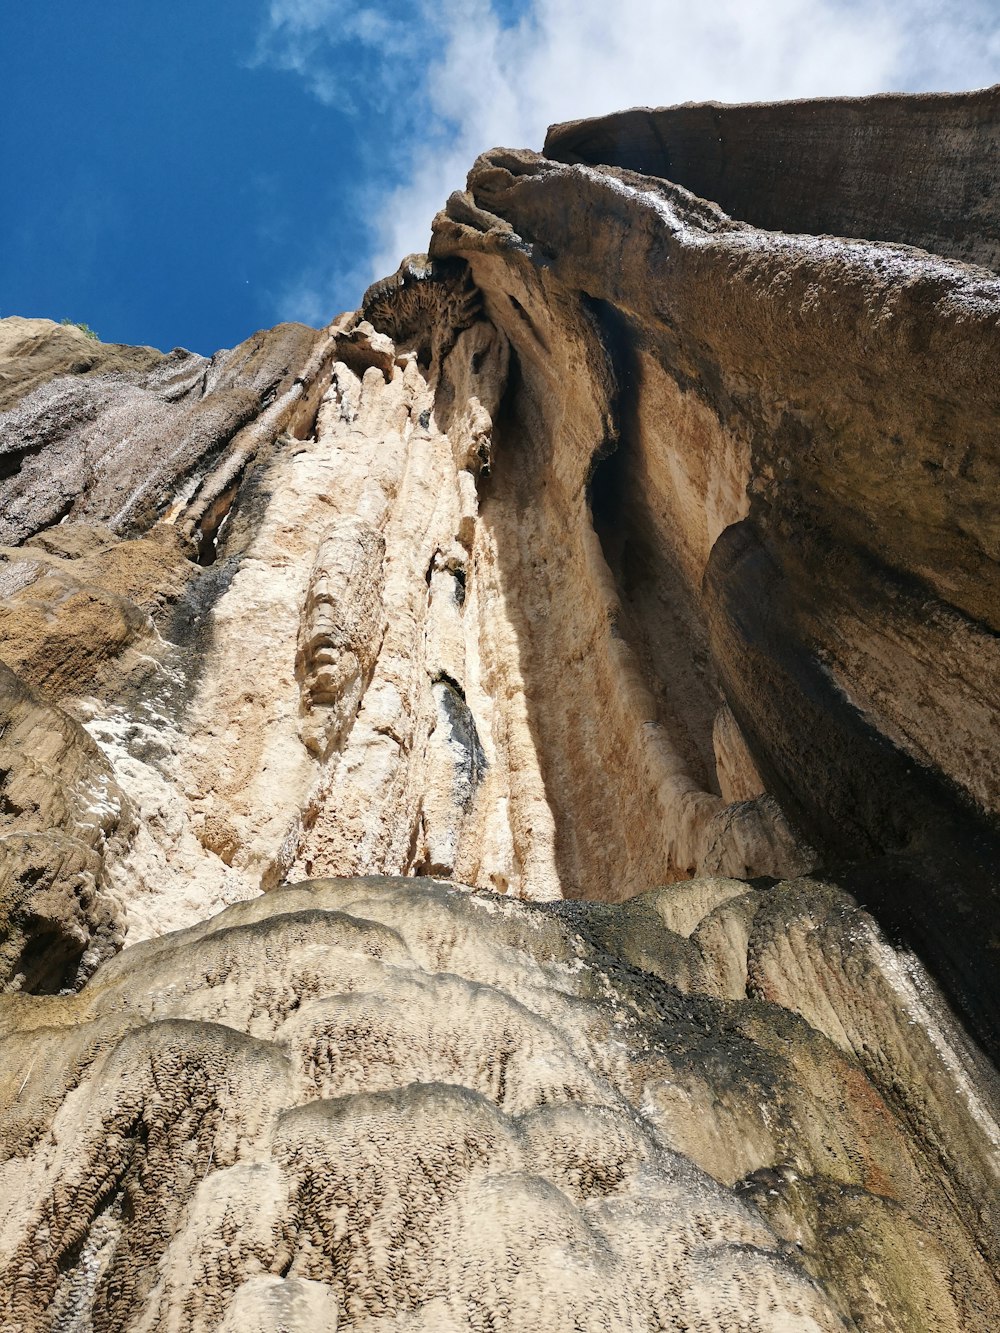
xmin=258 ymin=0 xmax=1000 ymax=320
xmin=252 ymin=1 xmax=420 ymax=105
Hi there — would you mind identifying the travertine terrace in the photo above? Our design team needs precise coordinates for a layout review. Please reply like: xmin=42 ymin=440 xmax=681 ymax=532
xmin=1 ymin=86 xmax=999 ymax=1330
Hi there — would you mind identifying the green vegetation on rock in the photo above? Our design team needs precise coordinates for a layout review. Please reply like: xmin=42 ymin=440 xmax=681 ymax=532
xmin=60 ymin=317 xmax=99 ymax=341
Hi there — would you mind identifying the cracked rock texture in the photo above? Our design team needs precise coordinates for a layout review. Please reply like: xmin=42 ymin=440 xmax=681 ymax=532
xmin=1 ymin=85 xmax=999 ymax=1330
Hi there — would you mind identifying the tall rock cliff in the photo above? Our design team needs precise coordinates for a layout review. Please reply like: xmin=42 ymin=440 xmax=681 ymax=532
xmin=1 ymin=87 xmax=999 ymax=1331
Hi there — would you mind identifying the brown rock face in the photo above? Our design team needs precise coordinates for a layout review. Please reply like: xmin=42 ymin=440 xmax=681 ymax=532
xmin=0 ymin=662 xmax=132 ymax=992
xmin=546 ymin=86 xmax=1000 ymax=269
xmin=431 ymin=98 xmax=1000 ymax=1058
xmin=0 ymin=317 xmax=330 ymax=550
xmin=1 ymin=87 xmax=999 ymax=1330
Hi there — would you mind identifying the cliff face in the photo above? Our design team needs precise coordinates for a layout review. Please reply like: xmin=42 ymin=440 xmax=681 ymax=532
xmin=1 ymin=88 xmax=999 ymax=1332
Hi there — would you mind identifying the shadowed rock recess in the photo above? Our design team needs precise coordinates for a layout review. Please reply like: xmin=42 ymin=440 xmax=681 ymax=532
xmin=1 ymin=87 xmax=999 ymax=1331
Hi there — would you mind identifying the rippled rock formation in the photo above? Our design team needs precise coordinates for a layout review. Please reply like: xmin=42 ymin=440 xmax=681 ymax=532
xmin=3 ymin=877 xmax=998 ymax=1332
xmin=1 ymin=87 xmax=999 ymax=1330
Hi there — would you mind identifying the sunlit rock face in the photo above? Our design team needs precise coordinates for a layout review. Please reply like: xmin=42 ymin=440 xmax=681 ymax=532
xmin=1 ymin=86 xmax=999 ymax=1330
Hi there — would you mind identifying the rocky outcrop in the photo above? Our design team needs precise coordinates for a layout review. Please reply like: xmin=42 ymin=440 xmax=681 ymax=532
xmin=0 ymin=85 xmax=999 ymax=1330
xmin=1 ymin=877 xmax=997 ymax=1332
xmin=0 ymin=318 xmax=163 ymax=416
xmin=546 ymin=86 xmax=1000 ymax=270
xmin=430 ymin=105 xmax=1000 ymax=1057
xmin=0 ymin=662 xmax=132 ymax=992
xmin=0 ymin=318 xmax=330 ymax=552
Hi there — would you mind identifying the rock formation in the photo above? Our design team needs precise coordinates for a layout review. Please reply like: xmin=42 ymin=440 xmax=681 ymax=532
xmin=1 ymin=87 xmax=999 ymax=1330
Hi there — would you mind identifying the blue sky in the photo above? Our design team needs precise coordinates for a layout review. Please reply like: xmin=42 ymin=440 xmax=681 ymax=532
xmin=3 ymin=1 xmax=998 ymax=355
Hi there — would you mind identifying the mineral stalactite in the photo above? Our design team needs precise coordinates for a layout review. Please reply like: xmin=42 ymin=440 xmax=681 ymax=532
xmin=1 ymin=86 xmax=999 ymax=1331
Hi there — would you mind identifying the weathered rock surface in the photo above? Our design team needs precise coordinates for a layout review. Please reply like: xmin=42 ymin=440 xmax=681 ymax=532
xmin=545 ymin=87 xmax=1000 ymax=271
xmin=1 ymin=877 xmax=998 ymax=1332
xmin=0 ymin=85 xmax=999 ymax=1330
xmin=431 ymin=98 xmax=1000 ymax=1057
xmin=0 ymin=318 xmax=164 ymax=416
xmin=0 ymin=317 xmax=330 ymax=550
xmin=0 ymin=662 xmax=133 ymax=993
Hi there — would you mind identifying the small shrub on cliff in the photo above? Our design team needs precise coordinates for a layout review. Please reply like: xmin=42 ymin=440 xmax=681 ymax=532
xmin=60 ymin=317 xmax=99 ymax=341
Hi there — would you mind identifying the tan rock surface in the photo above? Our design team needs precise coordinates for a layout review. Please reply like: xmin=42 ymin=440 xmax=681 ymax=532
xmin=430 ymin=97 xmax=1000 ymax=1054
xmin=1 ymin=876 xmax=997 ymax=1332
xmin=0 ymin=317 xmax=163 ymax=414
xmin=545 ymin=86 xmax=1000 ymax=271
xmin=0 ymin=663 xmax=133 ymax=992
xmin=0 ymin=85 xmax=999 ymax=1330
